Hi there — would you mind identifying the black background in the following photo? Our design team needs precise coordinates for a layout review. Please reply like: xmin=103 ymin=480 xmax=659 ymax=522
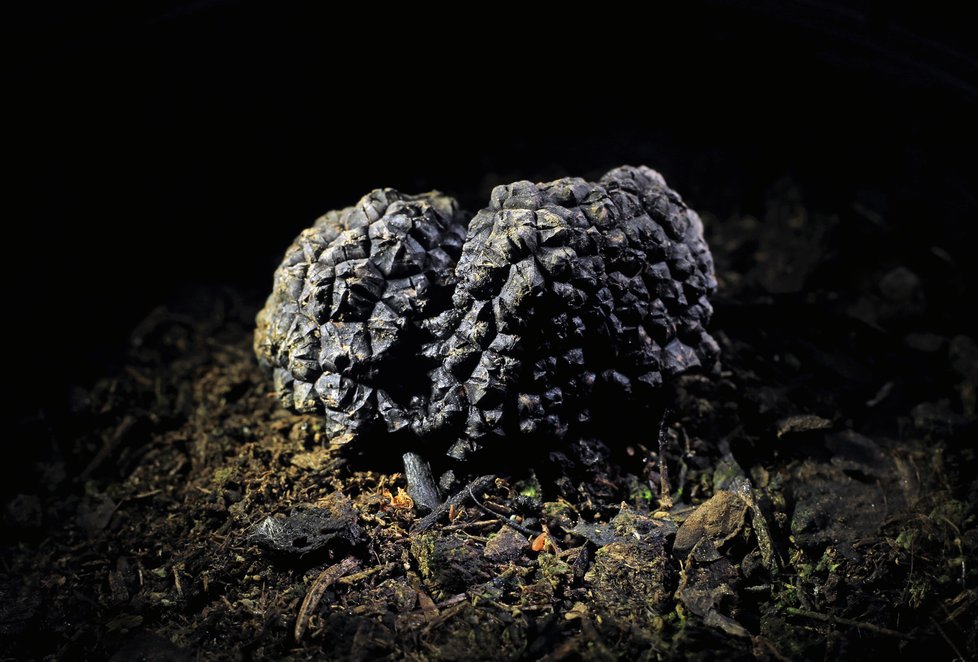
xmin=5 ymin=0 xmax=978 ymax=426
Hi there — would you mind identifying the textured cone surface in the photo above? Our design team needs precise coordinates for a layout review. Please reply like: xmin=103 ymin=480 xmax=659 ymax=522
xmin=254 ymin=188 xmax=467 ymax=440
xmin=423 ymin=166 xmax=719 ymax=457
xmin=255 ymin=167 xmax=719 ymax=456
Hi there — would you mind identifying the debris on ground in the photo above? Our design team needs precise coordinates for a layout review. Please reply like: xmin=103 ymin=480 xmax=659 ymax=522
xmin=3 ymin=176 xmax=976 ymax=660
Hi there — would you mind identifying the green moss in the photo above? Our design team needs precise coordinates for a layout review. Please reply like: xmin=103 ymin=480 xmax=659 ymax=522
xmin=895 ymin=529 xmax=916 ymax=551
xmin=410 ymin=533 xmax=437 ymax=579
xmin=541 ymin=500 xmax=578 ymax=529
xmin=537 ymin=553 xmax=571 ymax=590
xmin=623 ymin=474 xmax=654 ymax=505
xmin=515 ymin=472 xmax=541 ymax=498
xmin=212 ymin=466 xmax=236 ymax=487
xmin=815 ymin=547 xmax=842 ymax=574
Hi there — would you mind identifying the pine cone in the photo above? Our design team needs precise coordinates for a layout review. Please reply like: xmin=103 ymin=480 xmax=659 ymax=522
xmin=422 ymin=166 xmax=719 ymax=458
xmin=254 ymin=188 xmax=467 ymax=440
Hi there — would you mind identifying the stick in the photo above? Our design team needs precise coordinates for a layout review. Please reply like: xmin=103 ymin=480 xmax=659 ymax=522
xmin=294 ymin=556 xmax=359 ymax=642
xmin=336 ymin=562 xmax=397 ymax=586
xmin=786 ymin=607 xmax=912 ymax=640
xmin=412 ymin=475 xmax=495 ymax=532
xmin=658 ymin=410 xmax=674 ymax=509
xmin=467 ymin=486 xmax=538 ymax=536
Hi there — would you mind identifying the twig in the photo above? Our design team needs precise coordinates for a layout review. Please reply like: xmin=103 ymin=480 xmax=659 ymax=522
xmin=734 ymin=478 xmax=781 ymax=575
xmin=294 ymin=556 xmax=359 ymax=642
xmin=441 ymin=519 xmax=501 ymax=531
xmin=786 ymin=607 xmax=912 ymax=640
xmin=467 ymin=486 xmax=538 ymax=537
xmin=412 ymin=475 xmax=495 ymax=532
xmin=941 ymin=589 xmax=976 ymax=625
xmin=78 ymin=415 xmax=138 ymax=481
xmin=173 ymin=566 xmax=184 ymax=598
xmin=336 ymin=562 xmax=397 ymax=586
xmin=407 ymin=571 xmax=439 ymax=622
xmin=658 ymin=410 xmax=673 ymax=509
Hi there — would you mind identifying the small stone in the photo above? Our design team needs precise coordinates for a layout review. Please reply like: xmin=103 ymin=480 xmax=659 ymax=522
xmin=879 ymin=266 xmax=922 ymax=302
xmin=673 ymin=491 xmax=748 ymax=557
xmin=250 ymin=492 xmax=363 ymax=559
xmin=484 ymin=526 xmax=528 ymax=561
xmin=585 ymin=538 xmax=673 ymax=622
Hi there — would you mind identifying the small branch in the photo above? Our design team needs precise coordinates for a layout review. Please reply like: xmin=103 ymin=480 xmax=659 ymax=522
xmin=786 ymin=607 xmax=912 ymax=640
xmin=407 ymin=571 xmax=439 ymax=622
xmin=658 ymin=410 xmax=674 ymax=509
xmin=467 ymin=486 xmax=538 ymax=537
xmin=79 ymin=415 xmax=138 ymax=481
xmin=412 ymin=475 xmax=495 ymax=532
xmin=294 ymin=556 xmax=359 ymax=642
xmin=402 ymin=452 xmax=442 ymax=512
xmin=441 ymin=519 xmax=501 ymax=531
xmin=336 ymin=562 xmax=397 ymax=586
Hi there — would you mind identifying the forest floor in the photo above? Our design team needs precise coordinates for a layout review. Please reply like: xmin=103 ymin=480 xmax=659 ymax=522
xmin=3 ymin=179 xmax=977 ymax=660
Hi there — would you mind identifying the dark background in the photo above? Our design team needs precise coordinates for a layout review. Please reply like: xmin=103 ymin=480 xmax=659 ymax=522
xmin=5 ymin=0 xmax=977 ymax=430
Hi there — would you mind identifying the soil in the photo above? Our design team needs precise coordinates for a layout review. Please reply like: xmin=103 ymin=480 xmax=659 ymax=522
xmin=4 ymin=178 xmax=977 ymax=660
